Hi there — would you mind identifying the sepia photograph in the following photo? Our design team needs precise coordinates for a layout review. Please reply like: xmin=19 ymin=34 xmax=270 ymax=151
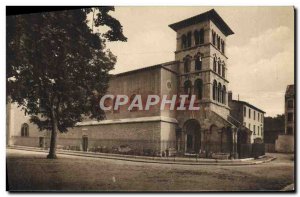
xmin=6 ymin=6 xmax=295 ymax=192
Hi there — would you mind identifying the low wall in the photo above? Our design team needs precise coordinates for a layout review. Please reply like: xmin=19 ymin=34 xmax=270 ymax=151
xmin=275 ymin=135 xmax=294 ymax=153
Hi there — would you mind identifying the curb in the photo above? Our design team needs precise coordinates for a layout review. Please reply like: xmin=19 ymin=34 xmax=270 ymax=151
xmin=7 ymin=146 xmax=276 ymax=166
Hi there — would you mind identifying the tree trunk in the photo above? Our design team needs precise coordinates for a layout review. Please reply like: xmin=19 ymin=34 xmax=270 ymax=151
xmin=47 ymin=107 xmax=58 ymax=159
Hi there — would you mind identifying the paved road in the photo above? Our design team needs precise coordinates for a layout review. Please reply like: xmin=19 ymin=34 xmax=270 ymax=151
xmin=6 ymin=149 xmax=294 ymax=191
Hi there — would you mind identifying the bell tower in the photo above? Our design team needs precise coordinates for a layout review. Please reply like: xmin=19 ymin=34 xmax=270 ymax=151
xmin=169 ymin=9 xmax=234 ymax=119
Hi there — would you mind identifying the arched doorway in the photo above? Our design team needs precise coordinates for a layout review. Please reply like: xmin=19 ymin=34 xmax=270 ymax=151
xmin=183 ymin=119 xmax=201 ymax=153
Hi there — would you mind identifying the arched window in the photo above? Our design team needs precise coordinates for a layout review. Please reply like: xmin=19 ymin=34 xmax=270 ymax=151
xmin=213 ymin=80 xmax=217 ymax=100
xmin=222 ymin=62 xmax=225 ymax=78
xmin=199 ymin=29 xmax=204 ymax=44
xmin=21 ymin=123 xmax=29 ymax=137
xmin=181 ymin=34 xmax=187 ymax=49
xmin=195 ymin=54 xmax=202 ymax=71
xmin=184 ymin=80 xmax=192 ymax=99
xmin=184 ymin=56 xmax=191 ymax=73
xmin=217 ymin=36 xmax=221 ymax=50
xmin=221 ymin=40 xmax=225 ymax=53
xmin=218 ymin=83 xmax=222 ymax=103
xmin=194 ymin=30 xmax=199 ymax=45
xmin=187 ymin=32 xmax=192 ymax=48
xmin=222 ymin=85 xmax=226 ymax=104
xmin=212 ymin=30 xmax=216 ymax=45
xmin=194 ymin=79 xmax=203 ymax=100
xmin=218 ymin=59 xmax=221 ymax=75
xmin=213 ymin=57 xmax=217 ymax=72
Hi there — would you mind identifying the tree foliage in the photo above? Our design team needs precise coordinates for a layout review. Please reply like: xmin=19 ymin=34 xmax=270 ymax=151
xmin=6 ymin=7 xmax=127 ymax=157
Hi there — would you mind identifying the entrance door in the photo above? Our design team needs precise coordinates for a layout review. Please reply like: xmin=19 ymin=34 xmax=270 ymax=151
xmin=184 ymin=119 xmax=201 ymax=153
xmin=187 ymin=134 xmax=194 ymax=151
xmin=82 ymin=136 xmax=88 ymax=152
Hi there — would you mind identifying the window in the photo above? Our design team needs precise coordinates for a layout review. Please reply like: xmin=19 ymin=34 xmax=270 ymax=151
xmin=244 ymin=106 xmax=246 ymax=117
xmin=249 ymin=108 xmax=251 ymax=118
xmin=212 ymin=30 xmax=216 ymax=45
xmin=199 ymin=29 xmax=204 ymax=44
xmin=222 ymin=85 xmax=226 ymax=104
xmin=261 ymin=127 xmax=263 ymax=137
xmin=184 ymin=56 xmax=191 ymax=73
xmin=218 ymin=60 xmax=221 ymax=75
xmin=287 ymin=112 xmax=293 ymax=122
xmin=287 ymin=127 xmax=293 ymax=135
xmin=222 ymin=63 xmax=225 ymax=77
xmin=253 ymin=125 xmax=256 ymax=135
xmin=184 ymin=80 xmax=192 ymax=99
xmin=194 ymin=30 xmax=199 ymax=45
xmin=254 ymin=111 xmax=256 ymax=120
xmin=218 ymin=83 xmax=222 ymax=103
xmin=258 ymin=113 xmax=260 ymax=121
xmin=194 ymin=79 xmax=203 ymax=100
xmin=258 ymin=126 xmax=260 ymax=135
xmin=217 ymin=36 xmax=221 ymax=49
xmin=195 ymin=55 xmax=202 ymax=70
xmin=213 ymin=57 xmax=217 ymax=72
xmin=221 ymin=40 xmax=225 ymax=53
xmin=181 ymin=34 xmax=187 ymax=49
xmin=287 ymin=100 xmax=294 ymax=109
xmin=213 ymin=80 xmax=217 ymax=101
xmin=261 ymin=114 xmax=263 ymax=123
xmin=21 ymin=123 xmax=29 ymax=137
xmin=187 ymin=32 xmax=192 ymax=48
xmin=249 ymin=123 xmax=251 ymax=130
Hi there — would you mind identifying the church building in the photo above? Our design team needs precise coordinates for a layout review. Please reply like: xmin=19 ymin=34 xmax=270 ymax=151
xmin=7 ymin=9 xmax=252 ymax=158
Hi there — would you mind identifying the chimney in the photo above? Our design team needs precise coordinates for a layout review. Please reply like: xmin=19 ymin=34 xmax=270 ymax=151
xmin=228 ymin=91 xmax=233 ymax=102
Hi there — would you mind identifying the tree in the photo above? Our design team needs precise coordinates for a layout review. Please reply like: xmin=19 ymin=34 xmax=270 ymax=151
xmin=6 ymin=7 xmax=127 ymax=159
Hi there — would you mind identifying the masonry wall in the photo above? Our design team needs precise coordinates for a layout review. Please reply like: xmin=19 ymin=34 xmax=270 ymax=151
xmin=275 ymin=134 xmax=294 ymax=153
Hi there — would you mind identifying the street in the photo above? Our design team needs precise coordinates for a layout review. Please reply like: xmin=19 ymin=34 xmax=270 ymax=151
xmin=6 ymin=148 xmax=294 ymax=191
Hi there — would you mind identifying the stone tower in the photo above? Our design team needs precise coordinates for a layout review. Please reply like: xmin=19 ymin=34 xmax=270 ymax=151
xmin=169 ymin=9 xmax=234 ymax=119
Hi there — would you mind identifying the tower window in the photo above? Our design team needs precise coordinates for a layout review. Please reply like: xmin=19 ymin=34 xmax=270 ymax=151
xmin=217 ymin=36 xmax=221 ymax=50
xmin=187 ymin=32 xmax=192 ymax=48
xmin=222 ymin=63 xmax=225 ymax=78
xmin=184 ymin=80 xmax=192 ymax=99
xmin=212 ymin=30 xmax=216 ymax=45
xmin=194 ymin=30 xmax=199 ymax=45
xmin=184 ymin=56 xmax=191 ymax=73
xmin=181 ymin=34 xmax=187 ymax=49
xmin=213 ymin=80 xmax=217 ymax=100
xmin=222 ymin=85 xmax=226 ymax=104
xmin=218 ymin=60 xmax=221 ymax=75
xmin=221 ymin=40 xmax=225 ymax=53
xmin=213 ymin=57 xmax=217 ymax=72
xmin=21 ymin=123 xmax=29 ymax=137
xmin=199 ymin=29 xmax=204 ymax=44
xmin=194 ymin=79 xmax=203 ymax=100
xmin=218 ymin=82 xmax=222 ymax=103
xmin=195 ymin=55 xmax=202 ymax=70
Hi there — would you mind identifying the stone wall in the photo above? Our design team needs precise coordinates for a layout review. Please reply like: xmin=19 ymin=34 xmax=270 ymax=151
xmin=275 ymin=134 xmax=294 ymax=153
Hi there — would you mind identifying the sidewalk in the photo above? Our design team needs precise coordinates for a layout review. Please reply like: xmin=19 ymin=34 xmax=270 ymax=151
xmin=8 ymin=145 xmax=276 ymax=166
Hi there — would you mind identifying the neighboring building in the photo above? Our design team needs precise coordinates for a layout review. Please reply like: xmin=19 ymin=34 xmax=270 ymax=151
xmin=275 ymin=84 xmax=295 ymax=153
xmin=7 ymin=9 xmax=258 ymax=158
xmin=264 ymin=115 xmax=285 ymax=152
xmin=228 ymin=91 xmax=265 ymax=144
xmin=285 ymin=85 xmax=295 ymax=135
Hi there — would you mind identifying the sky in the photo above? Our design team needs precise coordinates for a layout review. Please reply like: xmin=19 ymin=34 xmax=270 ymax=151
xmin=94 ymin=6 xmax=294 ymax=117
